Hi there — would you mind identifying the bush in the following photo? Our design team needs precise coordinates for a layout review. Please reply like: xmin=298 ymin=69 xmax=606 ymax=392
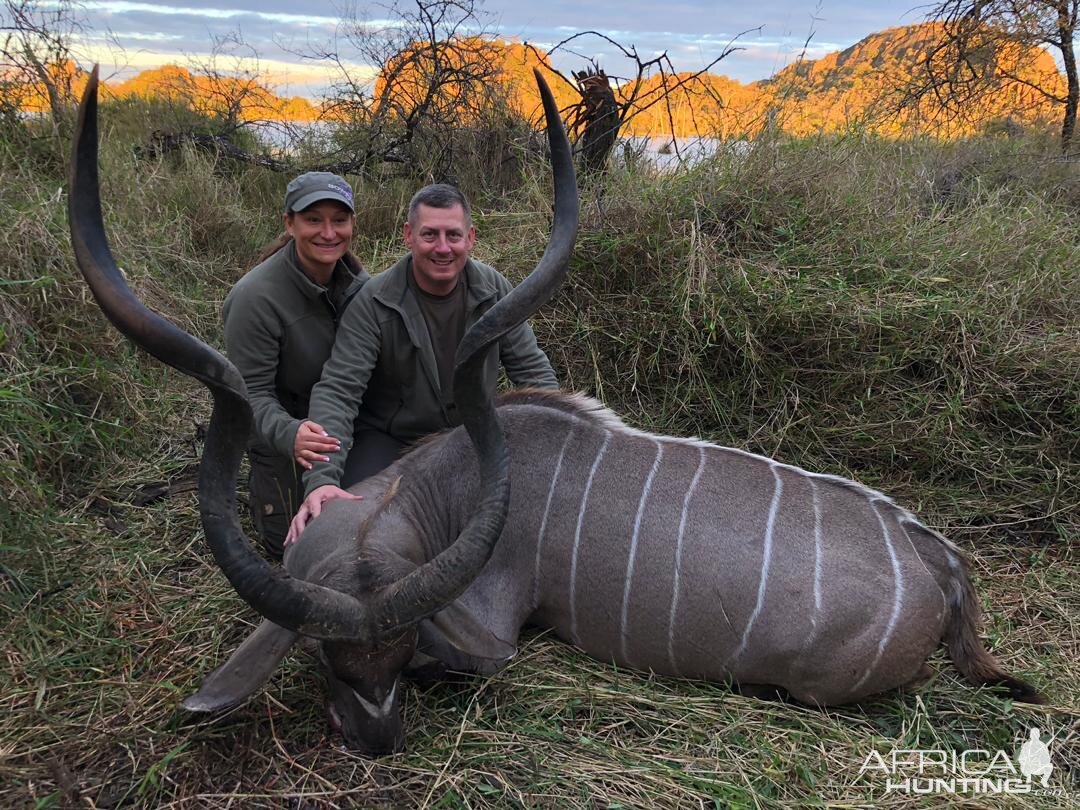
xmin=513 ymin=133 xmax=1078 ymax=546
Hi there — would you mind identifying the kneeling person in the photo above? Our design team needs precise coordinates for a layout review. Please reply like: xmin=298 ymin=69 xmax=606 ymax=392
xmin=223 ymin=172 xmax=370 ymax=558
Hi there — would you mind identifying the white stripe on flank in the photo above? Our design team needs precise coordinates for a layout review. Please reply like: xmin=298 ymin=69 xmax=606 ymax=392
xmin=898 ymin=519 xmax=950 ymax=616
xmin=852 ymin=503 xmax=905 ymax=694
xmin=792 ymin=478 xmax=825 ymax=678
xmin=533 ymin=421 xmax=578 ymax=609
xmin=619 ymin=439 xmax=664 ymax=663
xmin=810 ymin=478 xmax=823 ymax=633
xmin=731 ymin=464 xmax=783 ymax=666
xmin=531 ymin=392 xmax=969 ymax=579
xmin=667 ymin=445 xmax=706 ymax=676
xmin=569 ymin=430 xmax=611 ymax=644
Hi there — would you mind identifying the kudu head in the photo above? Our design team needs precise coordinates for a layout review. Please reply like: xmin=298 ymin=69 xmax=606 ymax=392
xmin=68 ymin=66 xmax=578 ymax=754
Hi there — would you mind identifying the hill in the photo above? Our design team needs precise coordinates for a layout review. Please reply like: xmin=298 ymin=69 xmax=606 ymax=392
xmin=751 ymin=23 xmax=1065 ymax=136
xmin=612 ymin=23 xmax=1063 ymax=137
xmin=108 ymin=65 xmax=319 ymax=122
xmin=8 ymin=22 xmax=1065 ymax=138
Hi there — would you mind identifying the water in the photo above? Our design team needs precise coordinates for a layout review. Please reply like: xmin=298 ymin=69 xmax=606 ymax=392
xmin=249 ymin=123 xmax=739 ymax=170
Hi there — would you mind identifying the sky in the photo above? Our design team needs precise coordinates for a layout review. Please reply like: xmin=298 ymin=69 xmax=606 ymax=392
xmin=67 ymin=1 xmax=931 ymax=97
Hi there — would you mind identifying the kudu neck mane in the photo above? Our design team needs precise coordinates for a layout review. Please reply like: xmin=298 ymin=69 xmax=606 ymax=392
xmin=394 ymin=385 xmax=915 ymax=511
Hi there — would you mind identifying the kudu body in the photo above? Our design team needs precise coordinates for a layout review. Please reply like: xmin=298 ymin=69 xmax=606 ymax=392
xmin=285 ymin=393 xmax=1041 ymax=708
xmin=69 ymin=67 xmax=1040 ymax=756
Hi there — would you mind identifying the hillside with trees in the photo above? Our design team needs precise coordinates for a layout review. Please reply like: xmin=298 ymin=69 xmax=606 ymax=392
xmin=10 ymin=23 xmax=1063 ymax=143
xmin=31 ymin=22 xmax=1061 ymax=142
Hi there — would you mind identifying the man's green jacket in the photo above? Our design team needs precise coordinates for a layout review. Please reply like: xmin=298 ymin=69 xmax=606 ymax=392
xmin=222 ymin=241 xmax=368 ymax=458
xmin=303 ymin=254 xmax=557 ymax=494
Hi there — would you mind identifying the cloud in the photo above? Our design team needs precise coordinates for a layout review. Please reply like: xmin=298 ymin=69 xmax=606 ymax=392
xmin=66 ymin=0 xmax=924 ymax=92
xmin=80 ymin=1 xmax=339 ymax=26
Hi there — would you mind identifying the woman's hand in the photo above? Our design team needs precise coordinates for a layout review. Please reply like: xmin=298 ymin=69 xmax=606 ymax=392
xmin=285 ymin=485 xmax=363 ymax=547
xmin=293 ymin=420 xmax=341 ymax=469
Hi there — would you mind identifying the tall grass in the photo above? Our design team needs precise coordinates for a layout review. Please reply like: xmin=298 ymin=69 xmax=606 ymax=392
xmin=1 ymin=104 xmax=1076 ymax=807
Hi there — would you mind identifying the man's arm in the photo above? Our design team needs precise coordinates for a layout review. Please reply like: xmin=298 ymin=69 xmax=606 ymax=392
xmin=499 ymin=320 xmax=558 ymax=388
xmin=223 ymin=291 xmax=300 ymax=458
xmin=492 ymin=275 xmax=559 ymax=388
xmin=302 ymin=288 xmax=382 ymax=494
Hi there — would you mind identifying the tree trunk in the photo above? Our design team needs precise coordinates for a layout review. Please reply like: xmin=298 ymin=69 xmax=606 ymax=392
xmin=1057 ymin=1 xmax=1078 ymax=151
xmin=573 ymin=69 xmax=620 ymax=174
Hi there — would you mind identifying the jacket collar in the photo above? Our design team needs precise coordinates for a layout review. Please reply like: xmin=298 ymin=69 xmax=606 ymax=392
xmin=283 ymin=240 xmax=366 ymax=301
xmin=373 ymin=254 xmax=497 ymax=309
xmin=372 ymin=254 xmax=497 ymax=397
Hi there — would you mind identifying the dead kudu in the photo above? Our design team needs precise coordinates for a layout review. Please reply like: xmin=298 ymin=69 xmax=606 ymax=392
xmin=69 ymin=68 xmax=1041 ymax=756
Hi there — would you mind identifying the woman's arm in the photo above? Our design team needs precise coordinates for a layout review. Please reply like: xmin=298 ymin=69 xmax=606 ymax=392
xmin=223 ymin=289 xmax=303 ymax=458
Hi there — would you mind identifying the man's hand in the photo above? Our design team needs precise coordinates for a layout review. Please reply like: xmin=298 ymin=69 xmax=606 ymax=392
xmin=285 ymin=485 xmax=363 ymax=547
xmin=293 ymin=420 xmax=340 ymax=470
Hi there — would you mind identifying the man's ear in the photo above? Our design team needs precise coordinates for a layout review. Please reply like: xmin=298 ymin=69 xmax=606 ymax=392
xmin=402 ymin=220 xmax=413 ymax=247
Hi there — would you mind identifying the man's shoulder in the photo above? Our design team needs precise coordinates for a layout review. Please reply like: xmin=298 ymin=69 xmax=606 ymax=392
xmin=339 ymin=268 xmax=399 ymax=328
xmin=362 ymin=257 xmax=412 ymax=311
xmin=366 ymin=255 xmax=411 ymax=296
xmin=465 ymin=258 xmax=511 ymax=295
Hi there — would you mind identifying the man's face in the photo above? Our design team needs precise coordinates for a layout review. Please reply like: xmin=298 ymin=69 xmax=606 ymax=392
xmin=404 ymin=203 xmax=476 ymax=296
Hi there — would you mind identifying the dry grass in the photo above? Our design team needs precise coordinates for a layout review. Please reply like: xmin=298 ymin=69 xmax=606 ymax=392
xmin=1 ymin=108 xmax=1077 ymax=807
xmin=2 ymin=508 xmax=1076 ymax=807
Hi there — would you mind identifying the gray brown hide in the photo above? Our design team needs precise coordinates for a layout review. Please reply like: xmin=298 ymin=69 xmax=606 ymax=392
xmin=286 ymin=389 xmax=1042 ymax=709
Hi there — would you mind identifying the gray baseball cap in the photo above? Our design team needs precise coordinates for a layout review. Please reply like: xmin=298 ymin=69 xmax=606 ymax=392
xmin=284 ymin=172 xmax=355 ymax=213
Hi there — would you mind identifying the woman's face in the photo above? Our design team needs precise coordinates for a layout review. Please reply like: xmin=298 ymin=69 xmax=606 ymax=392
xmin=285 ymin=201 xmax=354 ymax=281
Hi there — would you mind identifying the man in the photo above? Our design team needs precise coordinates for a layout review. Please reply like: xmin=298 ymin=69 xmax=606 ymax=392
xmin=286 ymin=183 xmax=558 ymax=542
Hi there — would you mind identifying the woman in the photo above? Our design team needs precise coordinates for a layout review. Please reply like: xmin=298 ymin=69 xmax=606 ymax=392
xmin=222 ymin=172 xmax=368 ymax=558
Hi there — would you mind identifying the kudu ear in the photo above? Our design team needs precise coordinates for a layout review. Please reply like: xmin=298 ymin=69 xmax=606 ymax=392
xmin=182 ymin=620 xmax=299 ymax=712
xmin=418 ymin=604 xmax=517 ymax=675
xmin=372 ymin=548 xmax=516 ymax=674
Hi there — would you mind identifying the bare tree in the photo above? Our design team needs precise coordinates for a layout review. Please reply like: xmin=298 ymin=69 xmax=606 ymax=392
xmin=301 ymin=1 xmax=749 ymax=177
xmin=524 ymin=28 xmax=751 ymax=171
xmin=184 ymin=32 xmax=279 ymax=135
xmin=903 ymin=1 xmax=1077 ymax=149
xmin=299 ymin=0 xmax=506 ymax=177
xmin=0 ymin=0 xmax=86 ymax=136
xmin=129 ymin=32 xmax=304 ymax=173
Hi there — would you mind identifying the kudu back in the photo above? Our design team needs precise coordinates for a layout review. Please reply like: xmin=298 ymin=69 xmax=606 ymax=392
xmin=69 ymin=67 xmax=1041 ymax=756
